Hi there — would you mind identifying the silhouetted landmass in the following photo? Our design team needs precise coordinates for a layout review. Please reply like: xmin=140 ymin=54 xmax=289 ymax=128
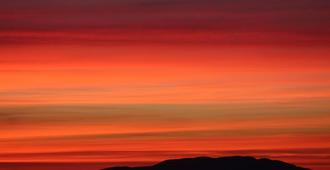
xmin=102 ymin=156 xmax=310 ymax=170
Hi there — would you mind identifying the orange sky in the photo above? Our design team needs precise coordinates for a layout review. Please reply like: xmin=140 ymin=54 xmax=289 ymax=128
xmin=1 ymin=44 xmax=329 ymax=170
xmin=1 ymin=1 xmax=330 ymax=170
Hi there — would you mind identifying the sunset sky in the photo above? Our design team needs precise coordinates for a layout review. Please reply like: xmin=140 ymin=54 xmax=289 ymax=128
xmin=1 ymin=0 xmax=330 ymax=170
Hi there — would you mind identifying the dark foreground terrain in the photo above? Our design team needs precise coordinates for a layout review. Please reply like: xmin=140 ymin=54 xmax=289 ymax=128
xmin=102 ymin=156 xmax=310 ymax=170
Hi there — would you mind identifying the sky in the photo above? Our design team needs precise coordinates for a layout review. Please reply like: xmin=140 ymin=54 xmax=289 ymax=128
xmin=0 ymin=0 xmax=330 ymax=170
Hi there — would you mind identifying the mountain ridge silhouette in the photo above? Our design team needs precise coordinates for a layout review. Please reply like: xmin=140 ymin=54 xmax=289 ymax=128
xmin=102 ymin=156 xmax=310 ymax=170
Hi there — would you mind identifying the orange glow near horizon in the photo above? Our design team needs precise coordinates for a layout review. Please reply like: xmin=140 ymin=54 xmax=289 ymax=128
xmin=1 ymin=44 xmax=329 ymax=170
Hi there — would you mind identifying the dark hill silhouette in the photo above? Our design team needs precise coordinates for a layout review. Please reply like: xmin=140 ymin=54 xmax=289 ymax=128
xmin=102 ymin=156 xmax=310 ymax=170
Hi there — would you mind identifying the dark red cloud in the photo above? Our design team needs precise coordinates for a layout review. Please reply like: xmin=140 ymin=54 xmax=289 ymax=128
xmin=0 ymin=0 xmax=329 ymax=45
